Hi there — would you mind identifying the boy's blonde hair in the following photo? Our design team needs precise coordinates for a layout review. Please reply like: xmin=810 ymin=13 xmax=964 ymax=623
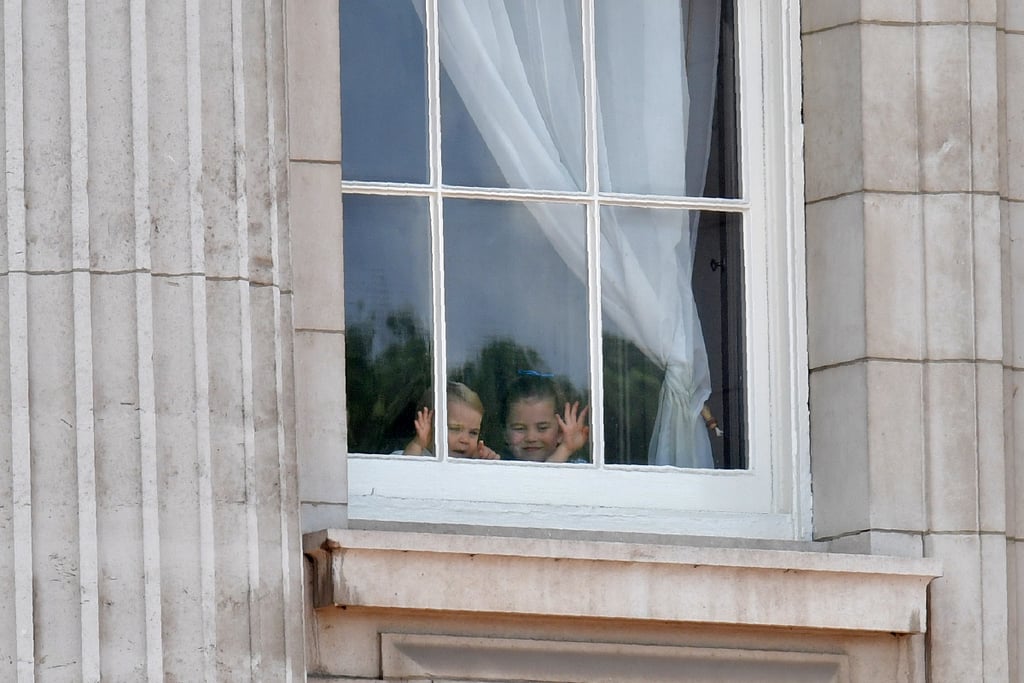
xmin=447 ymin=380 xmax=484 ymax=413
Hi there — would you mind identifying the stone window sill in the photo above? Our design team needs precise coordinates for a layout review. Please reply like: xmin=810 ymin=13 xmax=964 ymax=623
xmin=303 ymin=529 xmax=941 ymax=634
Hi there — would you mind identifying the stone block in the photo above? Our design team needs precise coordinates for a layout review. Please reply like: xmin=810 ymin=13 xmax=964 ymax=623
xmin=289 ymin=162 xmax=344 ymax=332
xmin=25 ymin=274 xmax=82 ymax=673
xmin=145 ymin=2 xmax=194 ymax=278
xmin=968 ymin=25 xmax=1000 ymax=193
xmin=23 ymin=5 xmax=73 ymax=274
xmin=1003 ymin=38 xmax=1019 ymax=200
xmin=1008 ymin=0 xmax=1024 ymax=30
xmin=919 ymin=0 xmax=970 ymax=23
xmin=806 ymin=194 xmax=866 ymax=369
xmin=1011 ymin=541 xmax=1023 ymax=683
xmin=1009 ymin=203 xmax=1024 ymax=367
xmin=924 ymin=363 xmax=980 ymax=532
xmin=861 ymin=0 xmax=917 ymax=23
xmin=976 ymin=363 xmax=1006 ymax=532
xmin=286 ymin=0 xmax=341 ymax=163
xmin=810 ymin=363 xmax=870 ymax=539
xmin=924 ymin=533 xmax=984 ymax=683
xmin=861 ymin=25 xmax=919 ymax=192
xmin=1010 ymin=368 xmax=1024 ymax=538
xmin=919 ymin=25 xmax=972 ymax=192
xmin=922 ymin=193 xmax=975 ymax=359
xmin=969 ymin=0 xmax=998 ymax=23
xmin=867 ymin=361 xmax=926 ymax=530
xmin=294 ymin=329 xmax=348 ymax=507
xmin=205 ymin=280 xmax=248 ymax=504
xmin=1007 ymin=35 xmax=1024 ymax=201
xmin=85 ymin=2 xmax=135 ymax=275
xmin=828 ymin=529 xmax=924 ymax=558
xmin=863 ymin=193 xmax=924 ymax=359
xmin=800 ymin=0 xmax=859 ymax=34
xmin=90 ymin=273 xmax=143 ymax=503
xmin=802 ymin=24 xmax=864 ymax=202
xmin=979 ymin=533 xmax=1010 ymax=682
xmin=972 ymin=194 xmax=1003 ymax=361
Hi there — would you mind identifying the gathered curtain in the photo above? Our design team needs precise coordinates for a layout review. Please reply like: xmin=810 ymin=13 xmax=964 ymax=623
xmin=429 ymin=0 xmax=721 ymax=468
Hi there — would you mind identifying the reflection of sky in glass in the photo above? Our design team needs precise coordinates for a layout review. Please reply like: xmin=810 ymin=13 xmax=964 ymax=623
xmin=444 ymin=200 xmax=590 ymax=390
xmin=343 ymin=194 xmax=591 ymax=392
xmin=341 ymin=1 xmax=591 ymax=393
xmin=343 ymin=195 xmax=432 ymax=357
xmin=340 ymin=0 xmax=428 ymax=183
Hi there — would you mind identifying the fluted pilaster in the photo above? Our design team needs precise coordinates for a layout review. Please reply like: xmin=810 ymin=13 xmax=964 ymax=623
xmin=0 ymin=0 xmax=301 ymax=679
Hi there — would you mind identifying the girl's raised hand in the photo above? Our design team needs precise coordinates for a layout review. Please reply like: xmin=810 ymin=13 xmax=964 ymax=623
xmin=556 ymin=401 xmax=591 ymax=454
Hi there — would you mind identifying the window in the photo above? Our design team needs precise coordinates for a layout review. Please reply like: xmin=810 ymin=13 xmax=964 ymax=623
xmin=338 ymin=0 xmax=808 ymax=538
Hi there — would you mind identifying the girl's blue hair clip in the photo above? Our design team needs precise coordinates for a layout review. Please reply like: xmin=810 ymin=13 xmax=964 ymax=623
xmin=517 ymin=369 xmax=554 ymax=378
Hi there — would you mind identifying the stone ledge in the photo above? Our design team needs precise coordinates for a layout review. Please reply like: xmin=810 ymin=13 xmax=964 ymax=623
xmin=304 ymin=529 xmax=942 ymax=634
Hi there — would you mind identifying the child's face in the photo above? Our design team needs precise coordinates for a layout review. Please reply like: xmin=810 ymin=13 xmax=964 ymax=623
xmin=446 ymin=401 xmax=483 ymax=457
xmin=505 ymin=398 xmax=560 ymax=461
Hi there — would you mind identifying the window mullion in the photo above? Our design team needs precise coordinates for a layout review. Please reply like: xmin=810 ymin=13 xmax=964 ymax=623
xmin=425 ymin=0 xmax=448 ymax=461
xmin=581 ymin=0 xmax=604 ymax=468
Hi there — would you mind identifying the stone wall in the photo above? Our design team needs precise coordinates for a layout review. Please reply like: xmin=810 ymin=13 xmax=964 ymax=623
xmin=804 ymin=1 xmax=1021 ymax=681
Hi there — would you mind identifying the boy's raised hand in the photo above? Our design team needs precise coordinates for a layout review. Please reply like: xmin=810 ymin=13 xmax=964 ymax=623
xmin=412 ymin=407 xmax=434 ymax=449
xmin=469 ymin=440 xmax=501 ymax=460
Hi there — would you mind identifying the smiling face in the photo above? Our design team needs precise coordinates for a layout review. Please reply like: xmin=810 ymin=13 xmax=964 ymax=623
xmin=446 ymin=400 xmax=483 ymax=457
xmin=505 ymin=398 xmax=560 ymax=461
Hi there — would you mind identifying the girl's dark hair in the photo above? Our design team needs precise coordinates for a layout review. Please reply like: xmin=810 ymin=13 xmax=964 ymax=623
xmin=503 ymin=373 xmax=564 ymax=424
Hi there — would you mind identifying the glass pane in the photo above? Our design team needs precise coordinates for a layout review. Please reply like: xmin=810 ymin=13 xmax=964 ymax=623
xmin=692 ymin=211 xmax=746 ymax=469
xmin=439 ymin=0 xmax=584 ymax=191
xmin=444 ymin=199 xmax=591 ymax=463
xmin=340 ymin=0 xmax=428 ymax=183
xmin=601 ymin=207 xmax=745 ymax=469
xmin=343 ymin=195 xmax=433 ymax=455
xmin=595 ymin=0 xmax=739 ymax=198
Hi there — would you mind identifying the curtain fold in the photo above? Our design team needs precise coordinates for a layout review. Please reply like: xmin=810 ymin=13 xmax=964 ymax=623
xmin=430 ymin=0 xmax=721 ymax=468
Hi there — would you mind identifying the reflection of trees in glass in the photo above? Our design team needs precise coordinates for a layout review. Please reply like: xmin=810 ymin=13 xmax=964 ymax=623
xmin=449 ymin=340 xmax=544 ymax=450
xmin=602 ymin=335 xmax=663 ymax=465
xmin=345 ymin=309 xmax=431 ymax=453
xmin=348 ymin=311 xmax=657 ymax=463
xmin=452 ymin=340 xmax=588 ymax=460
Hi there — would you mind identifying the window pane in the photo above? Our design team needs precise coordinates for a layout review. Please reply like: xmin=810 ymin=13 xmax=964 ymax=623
xmin=444 ymin=199 xmax=591 ymax=463
xmin=340 ymin=0 xmax=428 ymax=183
xmin=595 ymin=0 xmax=738 ymax=198
xmin=439 ymin=0 xmax=585 ymax=191
xmin=601 ymin=207 xmax=745 ymax=469
xmin=693 ymin=211 xmax=746 ymax=469
xmin=343 ymin=195 xmax=433 ymax=455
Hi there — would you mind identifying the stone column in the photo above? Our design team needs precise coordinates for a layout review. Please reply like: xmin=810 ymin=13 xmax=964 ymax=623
xmin=803 ymin=1 xmax=1015 ymax=681
xmin=1002 ymin=2 xmax=1024 ymax=680
xmin=0 ymin=0 xmax=303 ymax=680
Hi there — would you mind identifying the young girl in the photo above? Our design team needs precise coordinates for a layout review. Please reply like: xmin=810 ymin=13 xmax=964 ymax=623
xmin=403 ymin=381 xmax=500 ymax=459
xmin=504 ymin=373 xmax=590 ymax=463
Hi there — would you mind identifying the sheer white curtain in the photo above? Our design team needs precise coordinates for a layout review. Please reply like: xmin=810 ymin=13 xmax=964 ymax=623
xmin=432 ymin=0 xmax=721 ymax=468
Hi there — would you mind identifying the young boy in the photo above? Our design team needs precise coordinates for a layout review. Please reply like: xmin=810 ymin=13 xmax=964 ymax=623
xmin=403 ymin=381 xmax=500 ymax=459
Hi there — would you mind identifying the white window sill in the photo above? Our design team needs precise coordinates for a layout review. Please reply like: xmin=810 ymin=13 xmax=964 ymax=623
xmin=304 ymin=529 xmax=941 ymax=634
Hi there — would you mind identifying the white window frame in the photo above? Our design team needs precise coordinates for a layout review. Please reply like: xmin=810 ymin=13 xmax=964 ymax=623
xmin=337 ymin=0 xmax=809 ymax=540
